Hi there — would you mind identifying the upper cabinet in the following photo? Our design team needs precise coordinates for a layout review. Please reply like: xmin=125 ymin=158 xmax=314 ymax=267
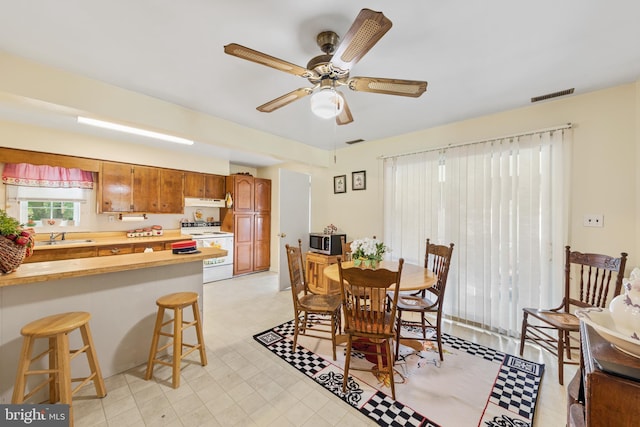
xmin=184 ymin=172 xmax=226 ymax=199
xmin=99 ymin=161 xmax=183 ymax=214
xmin=232 ymin=174 xmax=255 ymax=212
xmin=100 ymin=162 xmax=134 ymax=213
xmin=254 ymin=178 xmax=271 ymax=213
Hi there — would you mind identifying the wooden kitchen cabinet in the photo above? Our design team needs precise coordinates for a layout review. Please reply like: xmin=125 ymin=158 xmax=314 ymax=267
xmin=99 ymin=161 xmax=183 ymax=214
xmin=305 ymin=252 xmax=341 ymax=295
xmin=184 ymin=172 xmax=225 ymax=199
xmin=233 ymin=213 xmax=255 ymax=275
xmin=254 ymin=178 xmax=271 ymax=213
xmin=568 ymin=323 xmax=640 ymax=426
xmin=100 ymin=162 xmax=133 ymax=212
xmin=158 ymin=168 xmax=183 ymax=213
xmin=97 ymin=244 xmax=135 ymax=256
xmin=254 ymin=213 xmax=271 ymax=271
xmin=25 ymin=246 xmax=98 ymax=263
xmin=132 ymin=165 xmax=160 ymax=212
xmin=221 ymin=174 xmax=271 ymax=276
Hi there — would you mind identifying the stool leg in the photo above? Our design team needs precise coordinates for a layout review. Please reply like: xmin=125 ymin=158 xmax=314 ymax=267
xmin=12 ymin=336 xmax=34 ymax=403
xmin=56 ymin=332 xmax=73 ymax=427
xmin=145 ymin=306 xmax=165 ymax=381
xmin=192 ymin=302 xmax=207 ymax=366
xmin=172 ymin=307 xmax=183 ymax=388
xmin=79 ymin=323 xmax=107 ymax=397
xmin=49 ymin=337 xmax=59 ymax=403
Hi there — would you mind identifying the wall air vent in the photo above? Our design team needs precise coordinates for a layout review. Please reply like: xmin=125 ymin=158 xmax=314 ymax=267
xmin=531 ymin=88 xmax=575 ymax=103
xmin=345 ymin=139 xmax=365 ymax=145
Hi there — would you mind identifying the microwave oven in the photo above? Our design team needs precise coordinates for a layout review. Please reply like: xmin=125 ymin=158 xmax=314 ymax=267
xmin=309 ymin=233 xmax=346 ymax=256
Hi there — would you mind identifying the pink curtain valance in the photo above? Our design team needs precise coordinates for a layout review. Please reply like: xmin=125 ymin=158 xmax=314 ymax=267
xmin=2 ymin=163 xmax=94 ymax=189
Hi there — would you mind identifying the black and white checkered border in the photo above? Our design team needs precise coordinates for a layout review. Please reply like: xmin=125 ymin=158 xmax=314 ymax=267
xmin=441 ymin=333 xmax=506 ymax=364
xmin=361 ymin=391 xmax=437 ymax=427
xmin=253 ymin=328 xmax=329 ymax=377
xmin=490 ymin=355 xmax=543 ymax=419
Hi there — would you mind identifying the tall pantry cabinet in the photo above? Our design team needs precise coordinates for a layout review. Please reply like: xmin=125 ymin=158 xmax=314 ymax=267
xmin=221 ymin=174 xmax=271 ymax=276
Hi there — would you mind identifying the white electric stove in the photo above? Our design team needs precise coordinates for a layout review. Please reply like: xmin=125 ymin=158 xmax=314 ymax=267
xmin=180 ymin=222 xmax=234 ymax=282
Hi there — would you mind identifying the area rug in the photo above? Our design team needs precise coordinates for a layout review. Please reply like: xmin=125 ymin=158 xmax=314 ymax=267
xmin=253 ymin=319 xmax=544 ymax=427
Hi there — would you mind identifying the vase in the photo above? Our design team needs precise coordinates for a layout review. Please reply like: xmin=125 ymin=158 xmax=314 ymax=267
xmin=353 ymin=258 xmax=362 ymax=267
xmin=610 ymin=280 xmax=640 ymax=338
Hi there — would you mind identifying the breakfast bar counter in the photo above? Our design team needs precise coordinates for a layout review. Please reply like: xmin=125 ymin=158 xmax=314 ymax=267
xmin=0 ymin=247 xmax=226 ymax=403
xmin=0 ymin=246 xmax=226 ymax=287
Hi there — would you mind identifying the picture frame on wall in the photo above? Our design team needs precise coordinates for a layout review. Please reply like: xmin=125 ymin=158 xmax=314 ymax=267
xmin=352 ymin=170 xmax=366 ymax=190
xmin=334 ymin=175 xmax=346 ymax=194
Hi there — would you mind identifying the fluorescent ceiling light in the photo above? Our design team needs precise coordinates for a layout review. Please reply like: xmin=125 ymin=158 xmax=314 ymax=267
xmin=77 ymin=116 xmax=194 ymax=145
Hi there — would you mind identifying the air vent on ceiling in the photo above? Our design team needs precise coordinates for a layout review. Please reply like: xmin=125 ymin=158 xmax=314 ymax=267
xmin=531 ymin=88 xmax=575 ymax=103
xmin=345 ymin=139 xmax=365 ymax=145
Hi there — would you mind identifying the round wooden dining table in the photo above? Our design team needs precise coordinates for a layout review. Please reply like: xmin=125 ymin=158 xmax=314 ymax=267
xmin=322 ymin=260 xmax=437 ymax=295
xmin=323 ymin=260 xmax=438 ymax=352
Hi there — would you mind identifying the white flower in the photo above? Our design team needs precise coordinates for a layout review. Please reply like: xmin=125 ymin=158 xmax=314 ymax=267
xmin=351 ymin=237 xmax=388 ymax=261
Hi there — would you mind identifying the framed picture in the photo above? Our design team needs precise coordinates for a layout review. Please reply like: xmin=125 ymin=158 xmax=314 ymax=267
xmin=334 ymin=175 xmax=346 ymax=194
xmin=352 ymin=170 xmax=366 ymax=190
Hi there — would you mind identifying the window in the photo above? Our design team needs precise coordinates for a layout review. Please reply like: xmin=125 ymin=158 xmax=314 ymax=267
xmin=383 ymin=129 xmax=571 ymax=336
xmin=20 ymin=200 xmax=80 ymax=227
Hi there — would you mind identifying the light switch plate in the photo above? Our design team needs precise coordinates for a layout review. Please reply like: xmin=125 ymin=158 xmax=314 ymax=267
xmin=583 ymin=214 xmax=604 ymax=227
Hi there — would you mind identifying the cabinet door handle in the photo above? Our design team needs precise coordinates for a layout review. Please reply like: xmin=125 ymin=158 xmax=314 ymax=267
xmin=111 ymin=248 xmax=120 ymax=254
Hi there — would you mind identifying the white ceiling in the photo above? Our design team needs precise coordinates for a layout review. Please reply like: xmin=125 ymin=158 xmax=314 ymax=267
xmin=0 ymin=1 xmax=639 ymax=167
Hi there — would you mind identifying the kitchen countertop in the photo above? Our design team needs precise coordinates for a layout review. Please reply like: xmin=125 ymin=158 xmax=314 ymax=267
xmin=31 ymin=230 xmax=192 ymax=251
xmin=0 ymin=246 xmax=226 ymax=288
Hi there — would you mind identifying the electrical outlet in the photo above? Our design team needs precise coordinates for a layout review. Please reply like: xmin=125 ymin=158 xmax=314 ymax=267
xmin=583 ymin=214 xmax=604 ymax=227
xmin=108 ymin=215 xmax=115 ymax=223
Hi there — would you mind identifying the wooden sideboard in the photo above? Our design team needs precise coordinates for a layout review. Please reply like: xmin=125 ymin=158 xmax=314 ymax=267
xmin=305 ymin=251 xmax=340 ymax=295
xmin=568 ymin=323 xmax=640 ymax=426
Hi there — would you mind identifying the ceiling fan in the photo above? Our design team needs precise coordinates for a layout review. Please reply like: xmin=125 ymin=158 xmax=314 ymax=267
xmin=223 ymin=8 xmax=428 ymax=125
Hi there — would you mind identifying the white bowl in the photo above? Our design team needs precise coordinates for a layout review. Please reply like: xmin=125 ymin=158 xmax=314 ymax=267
xmin=575 ymin=307 xmax=640 ymax=358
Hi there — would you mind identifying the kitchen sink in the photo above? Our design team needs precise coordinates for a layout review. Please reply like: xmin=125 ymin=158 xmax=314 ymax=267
xmin=35 ymin=239 xmax=94 ymax=246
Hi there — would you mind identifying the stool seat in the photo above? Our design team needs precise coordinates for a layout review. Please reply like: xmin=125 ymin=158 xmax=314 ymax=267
xmin=13 ymin=311 xmax=106 ymax=427
xmin=146 ymin=291 xmax=207 ymax=388
xmin=21 ymin=312 xmax=92 ymax=337
xmin=156 ymin=291 xmax=199 ymax=308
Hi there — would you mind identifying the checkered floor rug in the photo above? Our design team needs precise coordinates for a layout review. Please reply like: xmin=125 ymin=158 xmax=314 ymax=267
xmin=254 ymin=319 xmax=544 ymax=427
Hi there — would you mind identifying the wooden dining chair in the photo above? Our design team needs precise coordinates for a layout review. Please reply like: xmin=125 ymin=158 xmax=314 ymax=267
xmin=391 ymin=239 xmax=454 ymax=362
xmin=286 ymin=243 xmax=342 ymax=360
xmin=519 ymin=246 xmax=627 ymax=384
xmin=338 ymin=258 xmax=404 ymax=399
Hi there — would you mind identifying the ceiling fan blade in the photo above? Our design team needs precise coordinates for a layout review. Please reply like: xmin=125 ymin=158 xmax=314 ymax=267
xmin=224 ymin=43 xmax=314 ymax=78
xmin=336 ymin=92 xmax=353 ymax=125
xmin=257 ymin=88 xmax=313 ymax=113
xmin=330 ymin=9 xmax=393 ymax=73
xmin=348 ymin=77 xmax=428 ymax=98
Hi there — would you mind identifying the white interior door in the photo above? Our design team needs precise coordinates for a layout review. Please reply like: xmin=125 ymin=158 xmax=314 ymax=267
xmin=278 ymin=169 xmax=310 ymax=291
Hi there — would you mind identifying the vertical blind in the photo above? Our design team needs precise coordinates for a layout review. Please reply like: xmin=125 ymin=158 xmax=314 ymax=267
xmin=383 ymin=128 xmax=571 ymax=336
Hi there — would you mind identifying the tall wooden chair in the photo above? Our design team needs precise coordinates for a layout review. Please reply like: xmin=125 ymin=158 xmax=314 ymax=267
xmin=391 ymin=239 xmax=454 ymax=361
xmin=519 ymin=246 xmax=627 ymax=384
xmin=286 ymin=242 xmax=342 ymax=360
xmin=338 ymin=258 xmax=404 ymax=399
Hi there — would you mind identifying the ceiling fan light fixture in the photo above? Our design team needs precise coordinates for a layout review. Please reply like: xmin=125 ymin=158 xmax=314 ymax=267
xmin=310 ymin=87 xmax=344 ymax=119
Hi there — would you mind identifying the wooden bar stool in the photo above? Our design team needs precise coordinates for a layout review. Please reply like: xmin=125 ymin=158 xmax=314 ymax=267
xmin=12 ymin=312 xmax=107 ymax=426
xmin=145 ymin=291 xmax=207 ymax=388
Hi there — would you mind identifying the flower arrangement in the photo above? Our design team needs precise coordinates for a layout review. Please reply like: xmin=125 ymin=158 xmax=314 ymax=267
xmin=0 ymin=209 xmax=35 ymax=273
xmin=351 ymin=237 xmax=388 ymax=268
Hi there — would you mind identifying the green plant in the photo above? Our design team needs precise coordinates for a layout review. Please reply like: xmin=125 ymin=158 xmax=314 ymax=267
xmin=0 ymin=210 xmax=22 ymax=236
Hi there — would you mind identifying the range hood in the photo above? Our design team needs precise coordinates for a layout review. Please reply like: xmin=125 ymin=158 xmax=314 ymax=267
xmin=184 ymin=197 xmax=225 ymax=208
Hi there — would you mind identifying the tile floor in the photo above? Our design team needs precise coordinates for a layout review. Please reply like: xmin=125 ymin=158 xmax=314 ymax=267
xmin=73 ymin=271 xmax=572 ymax=426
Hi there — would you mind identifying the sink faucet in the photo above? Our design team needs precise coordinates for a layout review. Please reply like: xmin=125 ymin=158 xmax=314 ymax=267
xmin=49 ymin=232 xmax=66 ymax=242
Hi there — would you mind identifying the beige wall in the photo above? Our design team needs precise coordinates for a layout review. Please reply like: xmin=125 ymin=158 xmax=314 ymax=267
xmin=291 ymin=83 xmax=638 ymax=271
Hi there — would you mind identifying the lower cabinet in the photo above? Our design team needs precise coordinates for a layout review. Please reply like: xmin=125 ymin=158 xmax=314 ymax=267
xmin=225 ymin=212 xmax=271 ymax=276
